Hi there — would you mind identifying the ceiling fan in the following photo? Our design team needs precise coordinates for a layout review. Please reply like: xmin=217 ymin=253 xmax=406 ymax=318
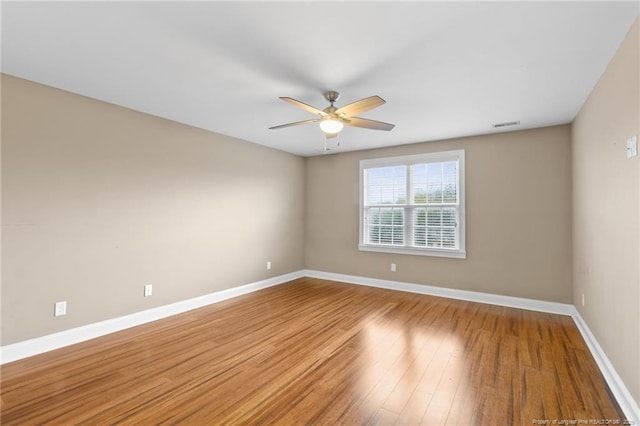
xmin=269 ymin=91 xmax=395 ymax=138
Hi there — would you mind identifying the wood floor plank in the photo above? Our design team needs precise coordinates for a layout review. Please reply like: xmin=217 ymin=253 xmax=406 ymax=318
xmin=0 ymin=277 xmax=627 ymax=425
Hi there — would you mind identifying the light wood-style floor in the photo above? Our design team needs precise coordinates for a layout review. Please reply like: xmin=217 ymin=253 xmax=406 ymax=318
xmin=1 ymin=277 xmax=625 ymax=425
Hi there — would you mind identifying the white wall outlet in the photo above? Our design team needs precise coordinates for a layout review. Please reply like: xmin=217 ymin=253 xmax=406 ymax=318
xmin=54 ymin=301 xmax=67 ymax=317
xmin=144 ymin=284 xmax=153 ymax=297
xmin=581 ymin=293 xmax=585 ymax=307
xmin=627 ymin=135 xmax=637 ymax=159
xmin=390 ymin=263 xmax=397 ymax=272
xmin=266 ymin=261 xmax=272 ymax=270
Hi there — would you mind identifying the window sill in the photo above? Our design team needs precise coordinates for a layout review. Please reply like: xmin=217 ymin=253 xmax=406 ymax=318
xmin=358 ymin=244 xmax=466 ymax=259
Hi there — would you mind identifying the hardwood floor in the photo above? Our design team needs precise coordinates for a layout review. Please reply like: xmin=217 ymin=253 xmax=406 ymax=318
xmin=0 ymin=277 xmax=626 ymax=425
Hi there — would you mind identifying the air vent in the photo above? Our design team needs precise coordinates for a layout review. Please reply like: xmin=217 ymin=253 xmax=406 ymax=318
xmin=493 ymin=121 xmax=521 ymax=128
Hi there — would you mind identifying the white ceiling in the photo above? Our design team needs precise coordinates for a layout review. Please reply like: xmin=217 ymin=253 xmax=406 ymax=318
xmin=2 ymin=2 xmax=638 ymax=157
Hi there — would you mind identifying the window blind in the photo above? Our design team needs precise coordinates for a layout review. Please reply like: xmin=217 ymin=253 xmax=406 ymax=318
xmin=360 ymin=150 xmax=465 ymax=258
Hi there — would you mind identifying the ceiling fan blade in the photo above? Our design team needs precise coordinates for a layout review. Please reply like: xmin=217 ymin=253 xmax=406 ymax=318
xmin=280 ymin=97 xmax=326 ymax=116
xmin=269 ymin=118 xmax=320 ymax=130
xmin=335 ymin=95 xmax=386 ymax=117
xmin=344 ymin=117 xmax=395 ymax=131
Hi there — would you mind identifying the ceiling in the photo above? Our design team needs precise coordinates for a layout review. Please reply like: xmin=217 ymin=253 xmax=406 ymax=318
xmin=2 ymin=2 xmax=638 ymax=157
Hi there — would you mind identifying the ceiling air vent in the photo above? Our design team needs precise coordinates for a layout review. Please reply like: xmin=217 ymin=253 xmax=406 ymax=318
xmin=493 ymin=121 xmax=521 ymax=128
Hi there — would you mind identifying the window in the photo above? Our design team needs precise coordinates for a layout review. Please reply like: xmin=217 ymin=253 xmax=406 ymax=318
xmin=359 ymin=150 xmax=465 ymax=258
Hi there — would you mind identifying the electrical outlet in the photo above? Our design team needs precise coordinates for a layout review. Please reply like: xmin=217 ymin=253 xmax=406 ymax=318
xmin=266 ymin=261 xmax=272 ymax=270
xmin=390 ymin=263 xmax=397 ymax=272
xmin=54 ymin=301 xmax=67 ymax=317
xmin=144 ymin=284 xmax=153 ymax=297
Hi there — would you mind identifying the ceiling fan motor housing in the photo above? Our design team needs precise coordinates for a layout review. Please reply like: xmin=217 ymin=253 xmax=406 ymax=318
xmin=323 ymin=105 xmax=338 ymax=115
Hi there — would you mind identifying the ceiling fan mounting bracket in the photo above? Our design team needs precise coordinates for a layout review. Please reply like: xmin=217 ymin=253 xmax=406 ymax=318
xmin=324 ymin=91 xmax=340 ymax=105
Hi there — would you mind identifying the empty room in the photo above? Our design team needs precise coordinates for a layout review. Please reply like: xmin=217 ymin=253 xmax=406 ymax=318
xmin=1 ymin=2 xmax=639 ymax=425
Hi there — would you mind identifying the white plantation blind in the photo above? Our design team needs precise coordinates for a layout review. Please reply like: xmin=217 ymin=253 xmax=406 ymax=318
xmin=364 ymin=165 xmax=407 ymax=246
xmin=359 ymin=150 xmax=466 ymax=259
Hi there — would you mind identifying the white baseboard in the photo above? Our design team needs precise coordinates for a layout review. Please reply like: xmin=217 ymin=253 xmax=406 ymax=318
xmin=303 ymin=269 xmax=574 ymax=315
xmin=570 ymin=307 xmax=640 ymax=424
xmin=0 ymin=271 xmax=304 ymax=365
xmin=2 ymin=269 xmax=637 ymax=423
xmin=304 ymin=269 xmax=639 ymax=423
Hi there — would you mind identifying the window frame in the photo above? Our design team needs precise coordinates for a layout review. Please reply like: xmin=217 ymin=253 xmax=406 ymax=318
xmin=358 ymin=150 xmax=466 ymax=259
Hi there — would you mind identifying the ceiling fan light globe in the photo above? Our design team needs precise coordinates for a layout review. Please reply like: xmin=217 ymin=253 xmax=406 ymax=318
xmin=319 ymin=118 xmax=344 ymax=134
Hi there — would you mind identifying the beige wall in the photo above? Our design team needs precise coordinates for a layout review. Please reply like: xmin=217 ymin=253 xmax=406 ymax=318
xmin=572 ymin=18 xmax=639 ymax=406
xmin=1 ymin=74 xmax=305 ymax=345
xmin=305 ymin=125 xmax=573 ymax=303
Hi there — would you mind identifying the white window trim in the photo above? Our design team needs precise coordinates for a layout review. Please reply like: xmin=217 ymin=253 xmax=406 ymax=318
xmin=359 ymin=150 xmax=466 ymax=259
